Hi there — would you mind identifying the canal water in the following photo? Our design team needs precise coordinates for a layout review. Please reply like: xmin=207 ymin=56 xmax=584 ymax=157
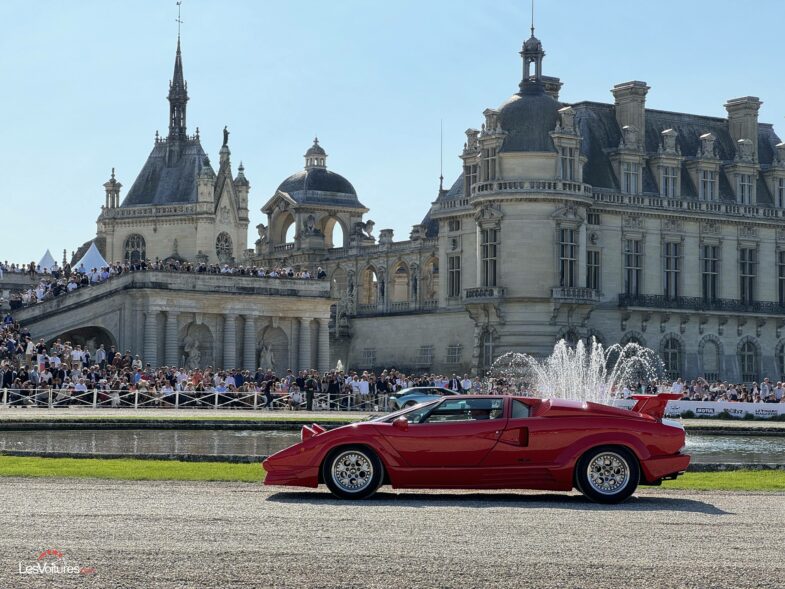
xmin=0 ymin=429 xmax=783 ymax=463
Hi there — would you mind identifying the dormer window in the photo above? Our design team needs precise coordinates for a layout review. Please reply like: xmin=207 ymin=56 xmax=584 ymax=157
xmin=481 ymin=147 xmax=497 ymax=181
xmin=778 ymin=178 xmax=785 ymax=208
xmin=738 ymin=174 xmax=754 ymax=205
xmin=559 ymin=147 xmax=576 ymax=181
xmin=622 ymin=162 xmax=639 ymax=194
xmin=661 ymin=166 xmax=677 ymax=197
xmin=464 ymin=164 xmax=478 ymax=196
xmin=700 ymin=170 xmax=717 ymax=201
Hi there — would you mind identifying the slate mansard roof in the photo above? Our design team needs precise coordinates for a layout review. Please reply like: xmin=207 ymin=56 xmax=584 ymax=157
xmin=432 ymin=102 xmax=783 ymax=208
xmin=574 ymin=102 xmax=783 ymax=203
xmin=121 ymin=139 xmax=207 ymax=207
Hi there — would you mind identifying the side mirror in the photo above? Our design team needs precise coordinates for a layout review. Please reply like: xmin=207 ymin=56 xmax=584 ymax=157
xmin=392 ymin=417 xmax=409 ymax=431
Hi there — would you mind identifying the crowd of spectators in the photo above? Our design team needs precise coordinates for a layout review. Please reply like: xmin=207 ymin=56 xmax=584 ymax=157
xmin=1 ymin=259 xmax=327 ymax=310
xmin=0 ymin=312 xmax=472 ymax=410
xmin=4 ymin=308 xmax=785 ymax=411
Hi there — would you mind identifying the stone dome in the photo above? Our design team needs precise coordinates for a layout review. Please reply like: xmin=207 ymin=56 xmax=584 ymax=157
xmin=497 ymin=85 xmax=561 ymax=153
xmin=276 ymin=168 xmax=357 ymax=197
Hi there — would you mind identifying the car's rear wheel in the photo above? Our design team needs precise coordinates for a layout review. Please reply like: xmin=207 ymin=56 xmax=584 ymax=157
xmin=403 ymin=400 xmax=418 ymax=408
xmin=576 ymin=446 xmax=639 ymax=504
xmin=322 ymin=446 xmax=383 ymax=500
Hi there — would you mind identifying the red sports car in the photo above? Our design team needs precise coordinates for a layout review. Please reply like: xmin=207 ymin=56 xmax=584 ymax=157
xmin=262 ymin=393 xmax=689 ymax=503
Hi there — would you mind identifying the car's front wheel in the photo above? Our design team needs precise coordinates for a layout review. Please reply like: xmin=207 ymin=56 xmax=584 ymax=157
xmin=575 ymin=446 xmax=639 ymax=504
xmin=323 ymin=446 xmax=383 ymax=500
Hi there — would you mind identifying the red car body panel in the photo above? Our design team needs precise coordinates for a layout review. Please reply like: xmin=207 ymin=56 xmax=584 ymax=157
xmin=262 ymin=395 xmax=690 ymax=492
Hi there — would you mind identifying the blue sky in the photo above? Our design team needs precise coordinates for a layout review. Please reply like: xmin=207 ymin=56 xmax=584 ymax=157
xmin=1 ymin=0 xmax=783 ymax=264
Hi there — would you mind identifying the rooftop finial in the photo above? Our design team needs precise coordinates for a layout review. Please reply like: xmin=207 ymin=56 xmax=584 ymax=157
xmin=176 ymin=1 xmax=183 ymax=39
xmin=439 ymin=119 xmax=444 ymax=191
xmin=111 ymin=167 xmax=116 ymax=181
xmin=531 ymin=0 xmax=535 ymax=37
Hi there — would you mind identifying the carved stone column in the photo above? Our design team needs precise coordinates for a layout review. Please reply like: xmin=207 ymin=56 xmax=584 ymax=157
xmin=143 ymin=310 xmax=159 ymax=368
xmin=243 ymin=315 xmax=256 ymax=371
xmin=317 ymin=318 xmax=330 ymax=372
xmin=223 ymin=313 xmax=237 ymax=369
xmin=165 ymin=311 xmax=179 ymax=367
xmin=299 ymin=318 xmax=312 ymax=371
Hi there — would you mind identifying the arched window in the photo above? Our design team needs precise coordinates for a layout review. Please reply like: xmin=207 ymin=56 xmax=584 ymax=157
xmin=777 ymin=343 xmax=785 ymax=381
xmin=216 ymin=232 xmax=233 ymax=263
xmin=124 ymin=234 xmax=146 ymax=262
xmin=662 ymin=337 xmax=681 ymax=380
xmin=701 ymin=340 xmax=720 ymax=382
xmin=739 ymin=341 xmax=758 ymax=383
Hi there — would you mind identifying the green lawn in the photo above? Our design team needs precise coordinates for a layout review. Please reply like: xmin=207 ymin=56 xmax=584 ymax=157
xmin=661 ymin=470 xmax=785 ymax=492
xmin=0 ymin=456 xmax=265 ymax=482
xmin=2 ymin=456 xmax=784 ymax=491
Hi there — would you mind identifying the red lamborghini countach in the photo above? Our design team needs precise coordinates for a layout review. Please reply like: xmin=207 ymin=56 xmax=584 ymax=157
xmin=262 ymin=393 xmax=689 ymax=503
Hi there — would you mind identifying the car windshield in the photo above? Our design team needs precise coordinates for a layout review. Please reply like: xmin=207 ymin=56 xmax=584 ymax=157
xmin=370 ymin=399 xmax=440 ymax=423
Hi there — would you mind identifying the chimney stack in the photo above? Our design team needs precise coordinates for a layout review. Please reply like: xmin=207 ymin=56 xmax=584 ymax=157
xmin=725 ymin=96 xmax=762 ymax=162
xmin=612 ymin=81 xmax=650 ymax=143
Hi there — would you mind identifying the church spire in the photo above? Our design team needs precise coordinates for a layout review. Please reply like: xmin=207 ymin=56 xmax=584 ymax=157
xmin=167 ymin=35 xmax=189 ymax=142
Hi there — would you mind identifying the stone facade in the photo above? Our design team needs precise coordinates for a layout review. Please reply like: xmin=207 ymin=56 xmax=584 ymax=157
xmin=11 ymin=272 xmax=332 ymax=372
xmin=34 ymin=28 xmax=784 ymax=380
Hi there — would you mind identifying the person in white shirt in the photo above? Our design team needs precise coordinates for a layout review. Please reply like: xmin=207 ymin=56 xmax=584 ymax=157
xmin=671 ymin=379 xmax=684 ymax=394
xmin=461 ymin=375 xmax=472 ymax=392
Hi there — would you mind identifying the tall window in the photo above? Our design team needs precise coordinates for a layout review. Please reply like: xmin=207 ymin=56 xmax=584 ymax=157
xmin=622 ymin=162 xmax=639 ymax=194
xmin=661 ymin=166 xmax=677 ymax=197
xmin=702 ymin=340 xmax=720 ymax=382
xmin=559 ymin=147 xmax=576 ymax=181
xmin=362 ymin=348 xmax=377 ymax=369
xmin=447 ymin=219 xmax=461 ymax=232
xmin=417 ymin=345 xmax=434 ymax=367
xmin=480 ymin=228 xmax=498 ymax=287
xmin=779 ymin=251 xmax=785 ymax=306
xmin=464 ymin=164 xmax=478 ymax=196
xmin=699 ymin=170 xmax=717 ymax=201
xmin=559 ymin=228 xmax=577 ymax=287
xmin=739 ymin=341 xmax=758 ymax=382
xmin=662 ymin=337 xmax=682 ymax=379
xmin=587 ymin=250 xmax=600 ymax=291
xmin=701 ymin=245 xmax=719 ymax=302
xmin=481 ymin=148 xmax=497 ymax=181
xmin=216 ymin=232 xmax=233 ymax=263
xmin=481 ymin=331 xmax=495 ymax=371
xmin=664 ymin=242 xmax=681 ymax=299
xmin=778 ymin=178 xmax=785 ymax=208
xmin=624 ymin=239 xmax=642 ymax=296
xmin=587 ymin=212 xmax=600 ymax=226
xmin=124 ymin=234 xmax=146 ymax=262
xmin=447 ymin=255 xmax=461 ymax=298
xmin=446 ymin=344 xmax=463 ymax=365
xmin=737 ymin=174 xmax=753 ymax=205
xmin=739 ymin=248 xmax=756 ymax=304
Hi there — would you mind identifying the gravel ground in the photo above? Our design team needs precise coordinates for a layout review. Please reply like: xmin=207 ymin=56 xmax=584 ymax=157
xmin=0 ymin=478 xmax=783 ymax=589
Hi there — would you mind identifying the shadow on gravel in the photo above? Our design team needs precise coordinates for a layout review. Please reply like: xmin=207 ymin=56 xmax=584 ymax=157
xmin=266 ymin=490 xmax=731 ymax=515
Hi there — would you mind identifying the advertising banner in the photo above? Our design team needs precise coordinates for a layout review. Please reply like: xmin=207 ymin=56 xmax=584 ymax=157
xmin=613 ymin=399 xmax=785 ymax=418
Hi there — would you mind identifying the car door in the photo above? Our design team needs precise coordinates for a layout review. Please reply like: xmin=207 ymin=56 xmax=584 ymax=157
xmin=380 ymin=397 xmax=506 ymax=468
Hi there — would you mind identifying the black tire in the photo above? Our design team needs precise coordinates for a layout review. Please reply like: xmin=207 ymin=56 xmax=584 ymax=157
xmin=403 ymin=400 xmax=418 ymax=408
xmin=575 ymin=445 xmax=639 ymax=504
xmin=322 ymin=445 xmax=384 ymax=500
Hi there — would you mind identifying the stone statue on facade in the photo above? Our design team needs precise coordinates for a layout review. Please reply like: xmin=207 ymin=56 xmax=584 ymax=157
xmin=223 ymin=126 xmax=230 ymax=147
xmin=183 ymin=336 xmax=201 ymax=370
xmin=259 ymin=343 xmax=276 ymax=372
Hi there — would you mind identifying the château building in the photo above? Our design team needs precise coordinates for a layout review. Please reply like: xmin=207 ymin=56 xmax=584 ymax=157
xmin=60 ymin=27 xmax=785 ymax=381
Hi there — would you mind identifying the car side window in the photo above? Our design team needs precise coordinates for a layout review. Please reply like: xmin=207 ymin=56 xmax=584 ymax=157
xmin=423 ymin=398 xmax=504 ymax=423
xmin=511 ymin=399 xmax=530 ymax=419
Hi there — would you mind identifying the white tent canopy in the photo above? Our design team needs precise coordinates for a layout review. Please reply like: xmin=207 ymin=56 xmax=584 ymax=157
xmin=38 ymin=249 xmax=58 ymax=272
xmin=73 ymin=242 xmax=109 ymax=272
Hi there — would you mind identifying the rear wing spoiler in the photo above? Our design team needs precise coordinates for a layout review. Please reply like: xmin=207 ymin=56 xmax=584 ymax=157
xmin=630 ymin=393 xmax=682 ymax=420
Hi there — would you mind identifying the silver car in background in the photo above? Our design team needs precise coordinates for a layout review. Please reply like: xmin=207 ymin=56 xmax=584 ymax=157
xmin=387 ymin=386 xmax=459 ymax=410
